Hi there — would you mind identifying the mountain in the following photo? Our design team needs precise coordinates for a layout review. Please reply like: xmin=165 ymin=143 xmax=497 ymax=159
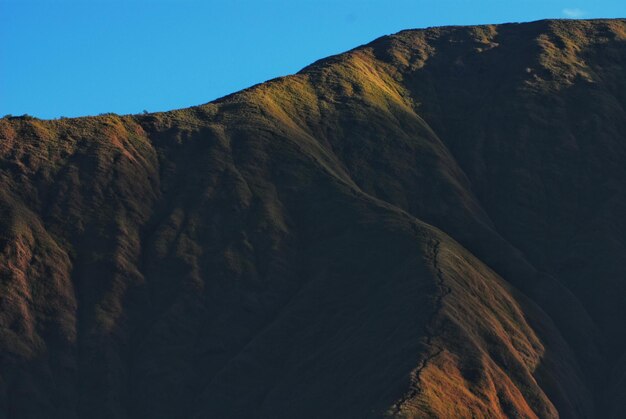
xmin=1 ymin=18 xmax=626 ymax=418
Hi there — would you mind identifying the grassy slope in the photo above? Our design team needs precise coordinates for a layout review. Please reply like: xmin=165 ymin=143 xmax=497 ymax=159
xmin=0 ymin=18 xmax=625 ymax=418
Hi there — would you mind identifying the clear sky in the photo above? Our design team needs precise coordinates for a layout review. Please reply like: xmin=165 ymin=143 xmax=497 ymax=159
xmin=1 ymin=0 xmax=624 ymax=119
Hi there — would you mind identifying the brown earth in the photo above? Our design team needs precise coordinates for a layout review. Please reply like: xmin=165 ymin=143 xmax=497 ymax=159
xmin=1 ymin=18 xmax=626 ymax=418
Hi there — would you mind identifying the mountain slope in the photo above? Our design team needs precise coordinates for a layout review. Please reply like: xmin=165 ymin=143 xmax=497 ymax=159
xmin=1 ymin=18 xmax=626 ymax=418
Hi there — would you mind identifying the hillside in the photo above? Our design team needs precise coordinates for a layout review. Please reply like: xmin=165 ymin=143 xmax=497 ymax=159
xmin=1 ymin=18 xmax=626 ymax=418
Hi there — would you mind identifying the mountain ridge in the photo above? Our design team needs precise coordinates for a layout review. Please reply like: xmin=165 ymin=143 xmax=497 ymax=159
xmin=1 ymin=18 xmax=626 ymax=418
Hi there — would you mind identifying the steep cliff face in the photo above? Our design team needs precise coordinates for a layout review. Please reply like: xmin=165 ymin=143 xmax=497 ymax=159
xmin=1 ymin=18 xmax=625 ymax=418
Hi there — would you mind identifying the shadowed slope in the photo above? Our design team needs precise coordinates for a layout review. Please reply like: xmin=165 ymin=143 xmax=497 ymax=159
xmin=1 ymin=18 xmax=626 ymax=418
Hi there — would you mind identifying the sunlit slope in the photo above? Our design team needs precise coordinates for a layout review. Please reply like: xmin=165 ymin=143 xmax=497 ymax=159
xmin=1 ymin=18 xmax=625 ymax=418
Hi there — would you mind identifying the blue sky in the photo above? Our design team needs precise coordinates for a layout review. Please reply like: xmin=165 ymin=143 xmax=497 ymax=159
xmin=1 ymin=0 xmax=624 ymax=119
